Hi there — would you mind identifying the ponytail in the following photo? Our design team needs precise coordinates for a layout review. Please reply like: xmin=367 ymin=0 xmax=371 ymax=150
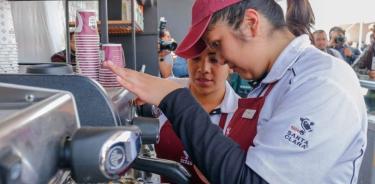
xmin=286 ymin=0 xmax=315 ymax=37
xmin=210 ymin=0 xmax=315 ymax=39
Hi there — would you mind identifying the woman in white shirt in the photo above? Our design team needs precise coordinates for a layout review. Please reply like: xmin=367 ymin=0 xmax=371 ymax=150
xmin=155 ymin=48 xmax=239 ymax=184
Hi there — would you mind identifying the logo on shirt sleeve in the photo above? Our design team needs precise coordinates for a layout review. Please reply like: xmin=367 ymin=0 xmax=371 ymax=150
xmin=284 ymin=117 xmax=315 ymax=150
xmin=180 ymin=150 xmax=193 ymax=166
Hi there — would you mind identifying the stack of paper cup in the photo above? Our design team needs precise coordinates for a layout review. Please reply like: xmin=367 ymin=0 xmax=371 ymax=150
xmin=99 ymin=44 xmax=125 ymax=87
xmin=75 ymin=10 xmax=100 ymax=80
xmin=0 ymin=0 xmax=18 ymax=73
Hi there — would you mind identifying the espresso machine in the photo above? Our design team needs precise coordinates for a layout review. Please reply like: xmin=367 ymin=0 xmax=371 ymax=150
xmin=0 ymin=63 xmax=190 ymax=183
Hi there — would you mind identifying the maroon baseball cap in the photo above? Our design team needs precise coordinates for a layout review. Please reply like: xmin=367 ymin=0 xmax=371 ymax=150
xmin=175 ymin=0 xmax=241 ymax=59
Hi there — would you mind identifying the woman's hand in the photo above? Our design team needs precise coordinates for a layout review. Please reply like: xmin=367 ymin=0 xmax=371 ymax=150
xmin=103 ymin=61 xmax=182 ymax=106
xmin=343 ymin=47 xmax=353 ymax=58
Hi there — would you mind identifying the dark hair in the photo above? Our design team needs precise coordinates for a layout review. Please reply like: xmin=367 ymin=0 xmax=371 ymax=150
xmin=329 ymin=26 xmax=345 ymax=39
xmin=209 ymin=0 xmax=315 ymax=37
xmin=313 ymin=30 xmax=326 ymax=35
xmin=286 ymin=0 xmax=315 ymax=37
xmin=159 ymin=29 xmax=170 ymax=39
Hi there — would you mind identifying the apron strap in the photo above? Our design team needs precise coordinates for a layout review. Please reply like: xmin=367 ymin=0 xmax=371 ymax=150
xmin=219 ymin=113 xmax=228 ymax=129
xmin=264 ymin=82 xmax=276 ymax=97
xmin=257 ymin=82 xmax=276 ymax=97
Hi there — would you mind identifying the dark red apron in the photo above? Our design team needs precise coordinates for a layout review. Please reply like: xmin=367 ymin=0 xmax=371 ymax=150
xmin=219 ymin=83 xmax=275 ymax=150
xmin=155 ymin=84 xmax=275 ymax=184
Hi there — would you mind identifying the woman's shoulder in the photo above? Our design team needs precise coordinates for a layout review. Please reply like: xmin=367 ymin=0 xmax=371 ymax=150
xmin=295 ymin=47 xmax=351 ymax=78
xmin=285 ymin=47 xmax=358 ymax=92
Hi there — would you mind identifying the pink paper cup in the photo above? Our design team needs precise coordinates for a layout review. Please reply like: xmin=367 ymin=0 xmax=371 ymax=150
xmin=101 ymin=43 xmax=125 ymax=67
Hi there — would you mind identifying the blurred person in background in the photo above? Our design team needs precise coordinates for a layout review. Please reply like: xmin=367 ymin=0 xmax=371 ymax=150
xmin=51 ymin=31 xmax=76 ymax=65
xmin=172 ymin=56 xmax=189 ymax=78
xmin=312 ymin=30 xmax=343 ymax=59
xmin=353 ymin=27 xmax=375 ymax=78
xmin=329 ymin=26 xmax=360 ymax=64
xmin=158 ymin=29 xmax=175 ymax=78
xmin=347 ymin=40 xmax=361 ymax=57
xmin=361 ymin=41 xmax=368 ymax=52
xmin=365 ymin=23 xmax=375 ymax=46
xmin=353 ymin=31 xmax=375 ymax=111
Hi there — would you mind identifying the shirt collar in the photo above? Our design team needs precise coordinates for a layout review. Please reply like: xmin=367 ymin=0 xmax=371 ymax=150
xmin=183 ymin=78 xmax=240 ymax=114
xmin=218 ymin=81 xmax=240 ymax=114
xmin=262 ymin=34 xmax=312 ymax=84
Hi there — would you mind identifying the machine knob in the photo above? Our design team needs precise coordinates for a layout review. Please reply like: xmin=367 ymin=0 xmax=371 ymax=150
xmin=131 ymin=116 xmax=160 ymax=144
xmin=61 ymin=126 xmax=141 ymax=183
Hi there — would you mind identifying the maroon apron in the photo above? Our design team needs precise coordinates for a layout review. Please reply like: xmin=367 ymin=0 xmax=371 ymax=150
xmin=219 ymin=83 xmax=275 ymax=150
xmin=155 ymin=84 xmax=275 ymax=184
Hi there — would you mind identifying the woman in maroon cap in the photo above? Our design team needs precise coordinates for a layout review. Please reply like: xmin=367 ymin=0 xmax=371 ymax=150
xmin=104 ymin=0 xmax=367 ymax=183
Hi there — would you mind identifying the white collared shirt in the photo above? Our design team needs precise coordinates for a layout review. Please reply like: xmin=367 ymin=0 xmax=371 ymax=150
xmin=159 ymin=78 xmax=240 ymax=134
xmin=246 ymin=35 xmax=367 ymax=184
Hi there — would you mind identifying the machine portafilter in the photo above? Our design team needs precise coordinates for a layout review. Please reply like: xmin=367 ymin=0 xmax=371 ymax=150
xmin=111 ymin=90 xmax=191 ymax=184
xmin=59 ymin=127 xmax=190 ymax=184
xmin=60 ymin=126 xmax=142 ymax=183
